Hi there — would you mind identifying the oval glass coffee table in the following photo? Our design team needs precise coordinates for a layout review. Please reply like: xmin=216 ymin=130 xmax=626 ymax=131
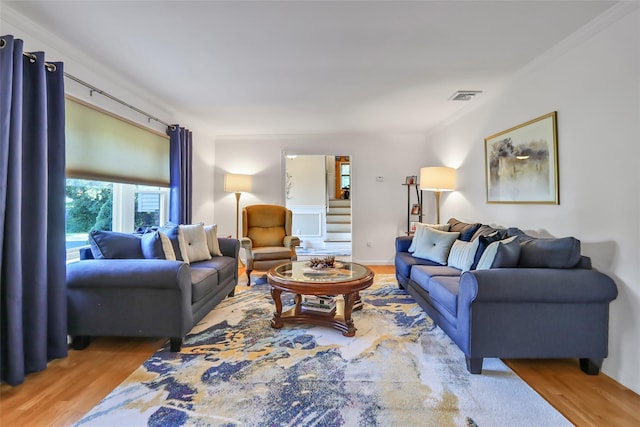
xmin=267 ymin=261 xmax=375 ymax=337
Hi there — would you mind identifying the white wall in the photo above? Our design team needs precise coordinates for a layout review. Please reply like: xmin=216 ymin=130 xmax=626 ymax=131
xmin=214 ymin=134 xmax=429 ymax=263
xmin=425 ymin=6 xmax=640 ymax=394
xmin=285 ymin=156 xmax=326 ymax=205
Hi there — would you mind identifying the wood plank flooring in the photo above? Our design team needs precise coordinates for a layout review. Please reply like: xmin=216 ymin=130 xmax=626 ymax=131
xmin=1 ymin=265 xmax=638 ymax=426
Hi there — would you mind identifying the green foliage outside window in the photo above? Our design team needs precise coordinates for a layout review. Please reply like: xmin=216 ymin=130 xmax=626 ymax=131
xmin=65 ymin=180 xmax=112 ymax=233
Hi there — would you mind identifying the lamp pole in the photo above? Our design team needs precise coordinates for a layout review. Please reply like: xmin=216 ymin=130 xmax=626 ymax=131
xmin=234 ymin=192 xmax=241 ymax=240
xmin=224 ymin=173 xmax=252 ymax=240
xmin=434 ymin=191 xmax=442 ymax=224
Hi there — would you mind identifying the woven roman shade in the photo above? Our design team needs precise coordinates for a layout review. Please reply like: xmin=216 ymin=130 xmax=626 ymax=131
xmin=65 ymin=97 xmax=169 ymax=186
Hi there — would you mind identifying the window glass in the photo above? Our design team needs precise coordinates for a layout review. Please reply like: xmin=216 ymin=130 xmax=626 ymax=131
xmin=65 ymin=178 xmax=168 ymax=262
xmin=340 ymin=163 xmax=350 ymax=189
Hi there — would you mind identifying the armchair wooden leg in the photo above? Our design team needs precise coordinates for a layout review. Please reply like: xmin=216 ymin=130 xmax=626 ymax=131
xmin=246 ymin=269 xmax=252 ymax=284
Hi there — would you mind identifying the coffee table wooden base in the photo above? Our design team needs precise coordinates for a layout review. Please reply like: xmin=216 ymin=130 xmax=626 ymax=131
xmin=270 ymin=288 xmax=363 ymax=337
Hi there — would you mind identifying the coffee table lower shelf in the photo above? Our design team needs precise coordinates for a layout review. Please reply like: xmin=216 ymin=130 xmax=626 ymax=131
xmin=270 ymin=293 xmax=363 ymax=337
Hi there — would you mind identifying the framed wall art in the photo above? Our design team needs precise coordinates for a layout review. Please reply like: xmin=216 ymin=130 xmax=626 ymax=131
xmin=484 ymin=111 xmax=559 ymax=204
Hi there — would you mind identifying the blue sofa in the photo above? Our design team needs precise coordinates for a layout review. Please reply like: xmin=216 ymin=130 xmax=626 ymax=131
xmin=395 ymin=218 xmax=618 ymax=375
xmin=66 ymin=229 xmax=239 ymax=352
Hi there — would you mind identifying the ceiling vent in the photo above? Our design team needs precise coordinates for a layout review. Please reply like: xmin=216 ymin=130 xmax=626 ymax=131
xmin=449 ymin=90 xmax=483 ymax=101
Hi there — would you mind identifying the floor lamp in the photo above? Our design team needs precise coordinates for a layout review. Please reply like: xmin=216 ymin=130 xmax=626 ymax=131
xmin=419 ymin=166 xmax=456 ymax=224
xmin=224 ymin=173 xmax=252 ymax=239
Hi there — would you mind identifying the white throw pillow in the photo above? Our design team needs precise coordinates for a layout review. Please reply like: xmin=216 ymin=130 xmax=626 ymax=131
xmin=159 ymin=231 xmax=177 ymax=261
xmin=408 ymin=223 xmax=451 ymax=253
xmin=447 ymin=238 xmax=480 ymax=272
xmin=178 ymin=224 xmax=211 ymax=263
xmin=412 ymin=227 xmax=460 ymax=265
xmin=204 ymin=224 xmax=223 ymax=256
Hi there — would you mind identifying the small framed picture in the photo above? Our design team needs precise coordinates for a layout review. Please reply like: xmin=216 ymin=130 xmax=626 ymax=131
xmin=411 ymin=203 xmax=421 ymax=215
xmin=405 ymin=175 xmax=417 ymax=185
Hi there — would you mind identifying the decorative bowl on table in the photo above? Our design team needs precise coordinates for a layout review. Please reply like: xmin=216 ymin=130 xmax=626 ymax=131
xmin=308 ymin=256 xmax=337 ymax=270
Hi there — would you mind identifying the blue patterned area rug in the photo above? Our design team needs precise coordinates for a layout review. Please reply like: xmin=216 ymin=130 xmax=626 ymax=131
xmin=75 ymin=275 xmax=570 ymax=427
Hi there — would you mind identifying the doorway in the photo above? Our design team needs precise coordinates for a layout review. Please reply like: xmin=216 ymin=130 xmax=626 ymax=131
xmin=284 ymin=154 xmax=352 ymax=260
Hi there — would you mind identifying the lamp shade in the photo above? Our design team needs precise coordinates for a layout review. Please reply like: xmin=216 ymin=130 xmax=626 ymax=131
xmin=420 ymin=167 xmax=456 ymax=191
xmin=224 ymin=173 xmax=252 ymax=193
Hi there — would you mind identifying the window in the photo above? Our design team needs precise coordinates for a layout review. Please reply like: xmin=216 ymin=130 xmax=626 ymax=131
xmin=340 ymin=163 xmax=350 ymax=189
xmin=65 ymin=179 xmax=168 ymax=262
xmin=64 ymin=97 xmax=171 ymax=262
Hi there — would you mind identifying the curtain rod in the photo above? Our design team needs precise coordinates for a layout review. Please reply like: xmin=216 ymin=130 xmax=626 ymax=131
xmin=19 ymin=50 xmax=174 ymax=130
xmin=63 ymin=72 xmax=174 ymax=129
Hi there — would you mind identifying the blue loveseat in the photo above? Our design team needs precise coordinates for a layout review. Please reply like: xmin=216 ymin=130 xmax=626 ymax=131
xmin=395 ymin=218 xmax=618 ymax=375
xmin=66 ymin=224 xmax=239 ymax=351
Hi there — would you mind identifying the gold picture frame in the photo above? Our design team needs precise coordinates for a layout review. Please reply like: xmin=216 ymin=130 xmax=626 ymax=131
xmin=484 ymin=112 xmax=559 ymax=204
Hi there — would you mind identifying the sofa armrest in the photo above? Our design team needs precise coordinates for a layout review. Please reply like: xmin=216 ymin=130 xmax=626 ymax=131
xmin=67 ymin=259 xmax=191 ymax=291
xmin=459 ymin=268 xmax=618 ymax=306
xmin=395 ymin=235 xmax=413 ymax=253
xmin=218 ymin=237 xmax=240 ymax=259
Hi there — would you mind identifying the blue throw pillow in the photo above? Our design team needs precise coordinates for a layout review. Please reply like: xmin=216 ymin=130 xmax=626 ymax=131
xmin=141 ymin=231 xmax=166 ymax=259
xmin=447 ymin=218 xmax=482 ymax=242
xmin=470 ymin=230 xmax=507 ymax=270
xmin=475 ymin=236 xmax=520 ymax=270
xmin=89 ymin=230 xmax=143 ymax=259
xmin=507 ymin=228 xmax=581 ymax=268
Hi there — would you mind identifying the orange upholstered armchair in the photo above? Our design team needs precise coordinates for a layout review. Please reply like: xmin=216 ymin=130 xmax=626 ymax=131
xmin=240 ymin=204 xmax=300 ymax=282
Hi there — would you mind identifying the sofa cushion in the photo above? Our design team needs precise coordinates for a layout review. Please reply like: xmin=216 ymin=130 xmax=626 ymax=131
xmin=447 ymin=239 xmax=480 ymax=272
xmin=412 ymin=227 xmax=460 ymax=265
xmin=190 ymin=257 xmax=238 ymax=303
xmin=407 ymin=223 xmax=451 ymax=252
xmin=190 ymin=265 xmax=219 ymax=303
xmin=471 ymin=231 xmax=508 ymax=270
xmin=447 ymin=218 xmax=482 ymax=241
xmin=476 ymin=236 xmax=520 ymax=270
xmin=252 ymin=246 xmax=292 ymax=261
xmin=395 ymin=251 xmax=440 ymax=279
xmin=429 ymin=276 xmax=460 ymax=317
xmin=180 ymin=224 xmax=212 ymax=263
xmin=89 ymin=230 xmax=143 ymax=259
xmin=507 ymin=228 xmax=582 ymax=268
xmin=410 ymin=265 xmax=461 ymax=293
xmin=204 ymin=224 xmax=223 ymax=256
xmin=140 ymin=231 xmax=176 ymax=260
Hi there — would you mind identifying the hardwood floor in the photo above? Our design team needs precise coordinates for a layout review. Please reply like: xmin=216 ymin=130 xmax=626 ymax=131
xmin=1 ymin=265 xmax=638 ymax=426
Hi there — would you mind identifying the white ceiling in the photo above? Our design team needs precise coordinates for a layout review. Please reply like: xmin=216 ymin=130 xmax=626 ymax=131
xmin=4 ymin=1 xmax=616 ymax=136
